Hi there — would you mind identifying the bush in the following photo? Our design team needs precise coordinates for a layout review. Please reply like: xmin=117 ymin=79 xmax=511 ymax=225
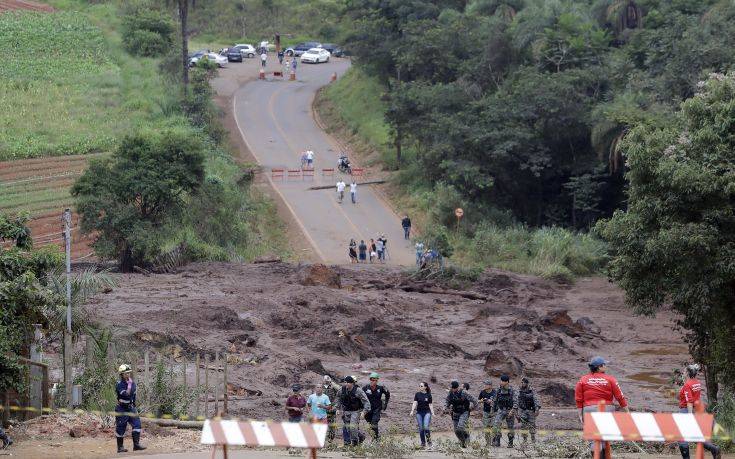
xmin=471 ymin=223 xmax=608 ymax=281
xmin=138 ymin=359 xmax=199 ymax=418
xmin=122 ymin=9 xmax=174 ymax=57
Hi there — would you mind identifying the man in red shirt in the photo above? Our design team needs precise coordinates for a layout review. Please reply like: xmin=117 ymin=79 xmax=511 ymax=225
xmin=677 ymin=364 xmax=721 ymax=459
xmin=286 ymin=384 xmax=307 ymax=423
xmin=575 ymin=357 xmax=629 ymax=458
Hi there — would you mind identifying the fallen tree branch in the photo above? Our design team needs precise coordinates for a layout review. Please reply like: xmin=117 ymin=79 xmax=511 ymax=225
xmin=142 ymin=418 xmax=203 ymax=429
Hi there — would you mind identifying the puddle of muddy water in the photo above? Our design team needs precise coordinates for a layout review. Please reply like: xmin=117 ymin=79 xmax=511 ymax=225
xmin=628 ymin=371 xmax=678 ymax=398
xmin=630 ymin=347 xmax=688 ymax=356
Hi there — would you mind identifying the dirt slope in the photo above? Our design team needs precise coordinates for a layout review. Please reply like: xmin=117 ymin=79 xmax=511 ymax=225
xmin=85 ymin=263 xmax=689 ymax=433
xmin=0 ymin=0 xmax=53 ymax=12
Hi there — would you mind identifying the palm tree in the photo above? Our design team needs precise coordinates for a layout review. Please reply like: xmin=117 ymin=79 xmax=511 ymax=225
xmin=46 ymin=268 xmax=117 ymax=336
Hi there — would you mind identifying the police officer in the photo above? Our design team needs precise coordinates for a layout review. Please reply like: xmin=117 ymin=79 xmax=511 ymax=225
xmin=517 ymin=377 xmax=541 ymax=443
xmin=444 ymin=380 xmax=478 ymax=448
xmin=337 ymin=376 xmax=371 ymax=447
xmin=363 ymin=372 xmax=390 ymax=440
xmin=492 ymin=374 xmax=518 ymax=447
xmin=322 ymin=375 xmax=341 ymax=444
xmin=0 ymin=427 xmax=12 ymax=449
xmin=115 ymin=364 xmax=146 ymax=453
xmin=478 ymin=380 xmax=496 ymax=447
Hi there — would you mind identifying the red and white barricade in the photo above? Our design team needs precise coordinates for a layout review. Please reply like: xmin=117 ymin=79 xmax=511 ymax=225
xmin=584 ymin=404 xmax=714 ymax=459
xmin=201 ymin=419 xmax=327 ymax=458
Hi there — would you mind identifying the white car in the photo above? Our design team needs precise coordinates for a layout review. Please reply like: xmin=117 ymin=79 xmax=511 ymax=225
xmin=234 ymin=44 xmax=256 ymax=58
xmin=300 ymin=48 xmax=330 ymax=64
xmin=190 ymin=52 xmax=227 ymax=68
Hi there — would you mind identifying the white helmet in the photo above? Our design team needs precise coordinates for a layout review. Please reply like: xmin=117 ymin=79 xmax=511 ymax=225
xmin=118 ymin=364 xmax=132 ymax=374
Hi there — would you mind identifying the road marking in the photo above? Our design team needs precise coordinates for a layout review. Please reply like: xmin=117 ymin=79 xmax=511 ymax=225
xmin=232 ymin=87 xmax=327 ymax=263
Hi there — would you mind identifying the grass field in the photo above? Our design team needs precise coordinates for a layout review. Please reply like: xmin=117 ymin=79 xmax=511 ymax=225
xmin=0 ymin=8 xmax=183 ymax=160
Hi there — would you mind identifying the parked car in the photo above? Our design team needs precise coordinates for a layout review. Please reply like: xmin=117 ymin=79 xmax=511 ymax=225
xmin=190 ymin=52 xmax=227 ymax=68
xmin=285 ymin=41 xmax=322 ymax=57
xmin=320 ymin=43 xmax=344 ymax=57
xmin=225 ymin=47 xmax=243 ymax=62
xmin=233 ymin=44 xmax=256 ymax=58
xmin=300 ymin=47 xmax=330 ymax=64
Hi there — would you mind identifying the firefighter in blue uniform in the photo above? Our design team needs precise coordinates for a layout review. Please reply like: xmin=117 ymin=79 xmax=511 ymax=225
xmin=115 ymin=364 xmax=146 ymax=453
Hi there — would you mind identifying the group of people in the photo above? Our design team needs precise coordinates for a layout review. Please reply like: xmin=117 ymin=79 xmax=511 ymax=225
xmin=277 ymin=357 xmax=722 ymax=458
xmin=348 ymin=235 xmax=388 ymax=263
xmin=335 ymin=179 xmax=357 ymax=204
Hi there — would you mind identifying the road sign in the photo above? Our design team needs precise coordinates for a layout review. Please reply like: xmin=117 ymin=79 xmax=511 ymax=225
xmin=455 ymin=208 xmax=464 ymax=218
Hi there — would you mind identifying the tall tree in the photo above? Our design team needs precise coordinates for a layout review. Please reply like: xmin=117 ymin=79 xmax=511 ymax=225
xmin=597 ymin=72 xmax=735 ymax=399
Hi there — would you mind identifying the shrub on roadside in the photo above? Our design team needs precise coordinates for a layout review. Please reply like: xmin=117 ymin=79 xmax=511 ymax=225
xmin=122 ymin=9 xmax=174 ymax=57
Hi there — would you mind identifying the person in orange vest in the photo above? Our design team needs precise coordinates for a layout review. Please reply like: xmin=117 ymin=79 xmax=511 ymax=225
xmin=575 ymin=357 xmax=628 ymax=458
xmin=678 ymin=364 xmax=721 ymax=459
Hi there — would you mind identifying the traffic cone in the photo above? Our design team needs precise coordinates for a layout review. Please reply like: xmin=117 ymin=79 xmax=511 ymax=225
xmin=330 ymin=72 xmax=337 ymax=82
xmin=259 ymin=68 xmax=265 ymax=80
xmin=289 ymin=70 xmax=296 ymax=81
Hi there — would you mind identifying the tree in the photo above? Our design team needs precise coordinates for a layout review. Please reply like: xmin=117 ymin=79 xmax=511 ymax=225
xmin=0 ymin=213 xmax=62 ymax=393
xmin=72 ymin=129 xmax=205 ymax=271
xmin=46 ymin=269 xmax=117 ymax=336
xmin=597 ymin=72 xmax=735 ymax=399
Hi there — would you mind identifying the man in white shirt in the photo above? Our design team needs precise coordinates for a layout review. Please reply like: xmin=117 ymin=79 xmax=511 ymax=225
xmin=260 ymin=51 xmax=267 ymax=67
xmin=336 ymin=180 xmax=346 ymax=203
xmin=306 ymin=150 xmax=314 ymax=168
xmin=350 ymin=181 xmax=357 ymax=204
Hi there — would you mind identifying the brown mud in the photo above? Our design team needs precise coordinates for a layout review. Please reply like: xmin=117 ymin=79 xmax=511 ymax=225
xmin=80 ymin=262 xmax=692 ymax=434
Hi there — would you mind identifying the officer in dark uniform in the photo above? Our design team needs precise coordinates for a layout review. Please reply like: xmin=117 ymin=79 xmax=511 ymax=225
xmin=517 ymin=377 xmax=541 ymax=443
xmin=492 ymin=374 xmax=518 ymax=447
xmin=363 ymin=372 xmax=390 ymax=440
xmin=444 ymin=380 xmax=478 ymax=448
xmin=0 ymin=427 xmax=12 ymax=449
xmin=478 ymin=380 xmax=497 ymax=447
xmin=115 ymin=364 xmax=146 ymax=453
xmin=337 ymin=376 xmax=371 ymax=447
xmin=322 ymin=375 xmax=341 ymax=444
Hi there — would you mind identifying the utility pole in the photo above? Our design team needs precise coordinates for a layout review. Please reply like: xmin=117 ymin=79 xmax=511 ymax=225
xmin=62 ymin=208 xmax=73 ymax=408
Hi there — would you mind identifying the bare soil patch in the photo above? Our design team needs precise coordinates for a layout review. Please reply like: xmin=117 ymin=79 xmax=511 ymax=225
xmin=0 ymin=0 xmax=53 ymax=13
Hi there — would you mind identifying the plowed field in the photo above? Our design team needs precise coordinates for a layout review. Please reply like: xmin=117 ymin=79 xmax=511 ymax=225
xmin=0 ymin=0 xmax=53 ymax=13
xmin=0 ymin=154 xmax=103 ymax=259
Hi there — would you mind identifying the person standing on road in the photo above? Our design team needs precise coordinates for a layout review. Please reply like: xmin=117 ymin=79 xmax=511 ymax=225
xmin=306 ymin=150 xmax=314 ymax=168
xmin=292 ymin=57 xmax=298 ymax=72
xmin=260 ymin=50 xmax=267 ymax=67
xmin=575 ymin=356 xmax=629 ymax=459
xmin=378 ymin=234 xmax=389 ymax=260
xmin=402 ymin=215 xmax=412 ymax=239
xmin=336 ymin=179 xmax=346 ymax=203
xmin=375 ymin=238 xmax=385 ymax=263
xmin=307 ymin=384 xmax=331 ymax=423
xmin=337 ymin=376 xmax=371 ymax=447
xmin=349 ymin=239 xmax=358 ymax=263
xmin=115 ymin=364 xmax=146 ymax=453
xmin=350 ymin=181 xmax=357 ymax=204
xmin=322 ymin=376 xmax=342 ymax=444
xmin=492 ymin=374 xmax=518 ymax=448
xmin=286 ymin=384 xmax=307 ymax=422
xmin=444 ymin=380 xmax=477 ymax=448
xmin=369 ymin=239 xmax=377 ymax=263
xmin=517 ymin=377 xmax=541 ymax=444
xmin=415 ymin=241 xmax=425 ymax=266
xmin=478 ymin=380 xmax=497 ymax=447
xmin=277 ymin=49 xmax=285 ymax=64
xmin=410 ymin=382 xmax=434 ymax=448
xmin=363 ymin=372 xmax=390 ymax=441
xmin=677 ymin=364 xmax=721 ymax=459
xmin=358 ymin=240 xmax=367 ymax=263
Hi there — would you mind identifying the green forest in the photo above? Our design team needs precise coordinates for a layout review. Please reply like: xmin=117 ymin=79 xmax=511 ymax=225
xmin=340 ymin=0 xmax=735 ymax=230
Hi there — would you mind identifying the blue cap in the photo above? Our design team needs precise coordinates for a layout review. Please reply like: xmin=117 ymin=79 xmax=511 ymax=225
xmin=590 ymin=356 xmax=608 ymax=367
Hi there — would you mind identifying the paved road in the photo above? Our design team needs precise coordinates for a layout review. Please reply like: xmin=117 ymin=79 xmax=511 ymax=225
xmin=229 ymin=58 xmax=414 ymax=265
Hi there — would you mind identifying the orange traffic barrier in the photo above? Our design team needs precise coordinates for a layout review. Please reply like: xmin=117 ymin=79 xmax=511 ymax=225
xmin=330 ymin=72 xmax=337 ymax=82
xmin=274 ymin=71 xmax=283 ymax=78
xmin=321 ymin=168 xmax=334 ymax=177
xmin=351 ymin=167 xmax=365 ymax=177
xmin=287 ymin=169 xmax=301 ymax=180
xmin=302 ymin=168 xmax=315 ymax=180
xmin=289 ymin=71 xmax=296 ymax=81
xmin=259 ymin=69 xmax=265 ymax=80
xmin=271 ymin=168 xmax=285 ymax=180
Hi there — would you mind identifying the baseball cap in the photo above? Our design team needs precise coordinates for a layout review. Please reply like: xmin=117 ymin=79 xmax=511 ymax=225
xmin=521 ymin=377 xmax=529 ymax=384
xmin=292 ymin=384 xmax=302 ymax=392
xmin=500 ymin=374 xmax=510 ymax=382
xmin=590 ymin=356 xmax=608 ymax=367
xmin=450 ymin=381 xmax=459 ymax=389
xmin=483 ymin=380 xmax=493 ymax=385
xmin=344 ymin=376 xmax=355 ymax=383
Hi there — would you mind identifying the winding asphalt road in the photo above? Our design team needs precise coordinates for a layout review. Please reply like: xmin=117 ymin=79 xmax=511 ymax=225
xmin=228 ymin=58 xmax=414 ymax=265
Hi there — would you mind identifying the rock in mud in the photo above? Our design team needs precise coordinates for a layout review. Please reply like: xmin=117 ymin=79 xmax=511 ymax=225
xmin=575 ymin=316 xmax=601 ymax=335
xmin=203 ymin=307 xmax=255 ymax=331
xmin=297 ymin=264 xmax=341 ymax=288
xmin=483 ymin=349 xmax=525 ymax=377
xmin=541 ymin=309 xmax=585 ymax=337
xmin=539 ymin=382 xmax=575 ymax=405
